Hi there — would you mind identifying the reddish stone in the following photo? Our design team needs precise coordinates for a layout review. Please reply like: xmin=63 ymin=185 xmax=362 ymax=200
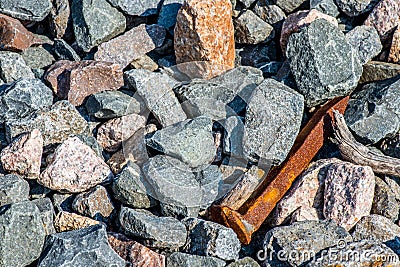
xmin=388 ymin=26 xmax=400 ymax=63
xmin=72 ymin=185 xmax=114 ymax=220
xmin=49 ymin=0 xmax=71 ymax=39
xmin=54 ymin=211 xmax=99 ymax=232
xmin=0 ymin=14 xmax=42 ymax=51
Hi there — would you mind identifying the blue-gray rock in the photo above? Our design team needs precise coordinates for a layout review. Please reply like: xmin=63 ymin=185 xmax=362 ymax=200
xmin=21 ymin=46 xmax=55 ymax=70
xmin=107 ymin=0 xmax=161 ymax=16
xmin=227 ymin=257 xmax=260 ymax=267
xmin=32 ymin=197 xmax=56 ymax=235
xmin=0 ymin=174 xmax=29 ymax=206
xmin=0 ymin=52 xmax=34 ymax=83
xmin=287 ymin=19 xmax=362 ymax=107
xmin=0 ymin=0 xmax=52 ymax=21
xmin=157 ymin=0 xmax=183 ymax=33
xmin=310 ymin=0 xmax=340 ymax=17
xmin=223 ymin=116 xmax=245 ymax=158
xmin=38 ymin=224 xmax=125 ymax=267
xmin=334 ymin=0 xmax=379 ymax=16
xmin=234 ymin=10 xmax=274 ymax=45
xmin=183 ymin=217 xmax=241 ymax=261
xmin=51 ymin=193 xmax=75 ymax=213
xmin=54 ymin=39 xmax=81 ymax=61
xmin=346 ymin=25 xmax=382 ymax=64
xmin=238 ymin=0 xmax=257 ymax=8
xmin=195 ymin=165 xmax=223 ymax=209
xmin=112 ymin=161 xmax=157 ymax=209
xmin=167 ymin=252 xmax=226 ymax=267
xmin=0 ymin=201 xmax=46 ymax=267
xmin=344 ymin=75 xmax=400 ymax=144
xmin=146 ymin=117 xmax=215 ymax=168
xmin=371 ymin=176 xmax=400 ymax=222
xmin=243 ymin=78 xmax=304 ymax=165
xmin=72 ymin=0 xmax=126 ymax=52
xmin=119 ymin=207 xmax=187 ymax=249
xmin=0 ymin=78 xmax=53 ymax=124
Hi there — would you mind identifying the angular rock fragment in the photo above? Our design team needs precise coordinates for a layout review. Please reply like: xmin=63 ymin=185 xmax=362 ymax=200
xmin=360 ymin=61 xmax=400 ymax=84
xmin=38 ymin=225 xmax=125 ymax=266
xmin=253 ymin=3 xmax=286 ymax=32
xmin=287 ymin=19 xmax=362 ymax=107
xmin=234 ymin=10 xmax=274 ymax=45
xmin=53 ymin=39 xmax=81 ymax=61
xmin=0 ymin=0 xmax=52 ymax=21
xmin=335 ymin=0 xmax=379 ymax=16
xmin=345 ymin=25 xmax=382 ymax=64
xmin=227 ymin=257 xmax=260 ymax=267
xmin=54 ymin=211 xmax=99 ymax=232
xmin=32 ymin=197 xmax=56 ymax=235
xmin=0 ymin=174 xmax=30 ymax=206
xmin=107 ymin=0 xmax=161 ymax=16
xmin=75 ymin=134 xmax=104 ymax=159
xmin=195 ymin=165 xmax=223 ymax=208
xmin=39 ymin=137 xmax=113 ymax=193
xmin=52 ymin=193 xmax=75 ymax=213
xmin=310 ymin=0 xmax=340 ymax=17
xmin=49 ymin=0 xmax=71 ymax=39
xmin=130 ymin=55 xmax=159 ymax=71
xmin=158 ymin=0 xmax=183 ymax=33
xmin=243 ymin=78 xmax=304 ymax=165
xmin=0 ymin=51 xmax=34 ymax=83
xmin=21 ymin=46 xmax=55 ymax=71
xmin=389 ymin=26 xmax=400 ymax=63
xmin=119 ymin=207 xmax=187 ymax=248
xmin=167 ymin=252 xmax=226 ymax=267
xmin=71 ymin=0 xmax=126 ymax=52
xmin=275 ymin=0 xmax=308 ymax=13
xmin=372 ymin=176 xmax=400 ymax=222
xmin=223 ymin=116 xmax=245 ymax=157
xmin=0 ymin=129 xmax=43 ymax=178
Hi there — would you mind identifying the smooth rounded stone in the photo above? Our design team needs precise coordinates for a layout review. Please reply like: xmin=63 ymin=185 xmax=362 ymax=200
xmin=389 ymin=26 xmax=400 ymax=63
xmin=234 ymin=10 xmax=274 ymax=45
xmin=306 ymin=240 xmax=398 ymax=267
xmin=227 ymin=257 xmax=260 ymax=267
xmin=71 ymin=0 xmax=125 ymax=52
xmin=360 ymin=61 xmax=400 ymax=84
xmin=54 ymin=211 xmax=99 ymax=232
xmin=0 ymin=174 xmax=29 ymax=206
xmin=158 ymin=0 xmax=183 ymax=33
xmin=195 ymin=165 xmax=223 ymax=209
xmin=38 ymin=224 xmax=125 ymax=267
xmin=345 ymin=25 xmax=382 ymax=65
xmin=21 ymin=46 xmax=55 ymax=70
xmin=183 ymin=217 xmax=241 ymax=261
xmin=107 ymin=232 xmax=165 ymax=267
xmin=174 ymin=0 xmax=235 ymax=78
xmin=32 ymin=197 xmax=56 ymax=235
xmin=0 ymin=51 xmax=34 ymax=83
xmin=275 ymin=0 xmax=308 ymax=13
xmin=243 ymin=78 xmax=304 ymax=165
xmin=107 ymin=0 xmax=161 ymax=16
xmin=0 ymin=129 xmax=43 ymax=178
xmin=344 ymin=76 xmax=400 ymax=144
xmin=310 ymin=0 xmax=340 ymax=17
xmin=130 ymin=55 xmax=159 ymax=71
xmin=119 ymin=207 xmax=188 ymax=249
xmin=167 ymin=252 xmax=226 ymax=267
xmin=335 ymin=0 xmax=379 ymax=16
xmin=223 ymin=116 xmax=245 ymax=157
xmin=263 ymin=220 xmax=352 ymax=267
xmin=287 ymin=19 xmax=362 ymax=107
xmin=0 ymin=0 xmax=52 ymax=21
xmin=72 ymin=185 xmax=114 ymax=221
xmin=112 ymin=161 xmax=157 ymax=209
xmin=146 ymin=117 xmax=215 ymax=168
xmin=372 ymin=176 xmax=400 ymax=222
xmin=54 ymin=39 xmax=81 ymax=61
xmin=39 ymin=136 xmax=113 ymax=193
xmin=49 ymin=0 xmax=71 ymax=39
xmin=95 ymin=24 xmax=166 ymax=69
xmin=125 ymin=69 xmax=186 ymax=127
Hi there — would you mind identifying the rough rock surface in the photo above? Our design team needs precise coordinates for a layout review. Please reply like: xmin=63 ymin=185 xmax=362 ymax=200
xmin=0 ymin=174 xmax=30 ymax=206
xmin=38 ymin=225 xmax=125 ymax=267
xmin=253 ymin=3 xmax=286 ymax=32
xmin=234 ymin=10 xmax=274 ymax=45
xmin=310 ymin=0 xmax=340 ymax=17
xmin=223 ymin=116 xmax=245 ymax=157
xmin=0 ymin=0 xmax=52 ymax=21
xmin=49 ymin=0 xmax=71 ymax=39
xmin=0 ymin=129 xmax=43 ymax=178
xmin=107 ymin=0 xmax=161 ymax=16
xmin=345 ymin=25 xmax=382 ymax=64
xmin=388 ymin=26 xmax=400 ymax=63
xmin=195 ymin=165 xmax=223 ymax=208
xmin=243 ymin=78 xmax=304 ymax=165
xmin=335 ymin=0 xmax=379 ymax=16
xmin=275 ymin=0 xmax=308 ymax=13
xmin=32 ymin=197 xmax=56 ymax=235
xmin=53 ymin=39 xmax=81 ymax=61
xmin=167 ymin=252 xmax=226 ymax=267
xmin=371 ymin=176 xmax=400 ymax=221
xmin=227 ymin=257 xmax=260 ymax=267
xmin=0 ymin=51 xmax=34 ymax=83
xmin=360 ymin=61 xmax=400 ymax=84
xmin=287 ymin=19 xmax=362 ymax=107
xmin=54 ymin=211 xmax=99 ymax=232
xmin=39 ymin=137 xmax=113 ymax=193
xmin=158 ymin=0 xmax=183 ymax=33
xmin=119 ymin=207 xmax=187 ymax=248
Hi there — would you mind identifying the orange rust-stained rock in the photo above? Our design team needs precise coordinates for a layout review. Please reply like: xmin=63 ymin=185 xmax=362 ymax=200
xmin=210 ymin=96 xmax=349 ymax=245
xmin=174 ymin=0 xmax=235 ymax=78
xmin=0 ymin=14 xmax=42 ymax=51
xmin=388 ymin=26 xmax=400 ymax=63
xmin=44 ymin=60 xmax=124 ymax=106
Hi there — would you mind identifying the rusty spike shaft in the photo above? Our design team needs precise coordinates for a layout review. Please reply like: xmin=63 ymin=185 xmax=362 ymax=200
xmin=220 ymin=96 xmax=350 ymax=245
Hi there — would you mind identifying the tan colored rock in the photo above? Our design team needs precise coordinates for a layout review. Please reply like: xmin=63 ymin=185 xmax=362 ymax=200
xmin=54 ymin=211 xmax=99 ymax=232
xmin=0 ymin=129 xmax=43 ymax=179
xmin=280 ymin=9 xmax=338 ymax=54
xmin=49 ymin=0 xmax=71 ymax=39
xmin=290 ymin=206 xmax=320 ymax=224
xmin=388 ymin=26 xmax=400 ymax=63
xmin=130 ymin=55 xmax=159 ymax=71
xmin=72 ymin=185 xmax=114 ymax=220
xmin=174 ymin=0 xmax=235 ymax=78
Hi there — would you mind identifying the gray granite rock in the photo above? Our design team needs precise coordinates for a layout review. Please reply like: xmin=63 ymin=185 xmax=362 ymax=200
xmin=275 ymin=0 xmax=308 ymax=13
xmin=146 ymin=117 xmax=215 ymax=168
xmin=38 ymin=224 xmax=125 ymax=266
xmin=243 ymin=78 xmax=304 ymax=165
xmin=234 ymin=10 xmax=274 ymax=45
xmin=344 ymin=75 xmax=400 ymax=144
xmin=195 ymin=165 xmax=223 ymax=209
xmin=54 ymin=39 xmax=81 ymax=61
xmin=223 ymin=116 xmax=245 ymax=157
xmin=238 ymin=0 xmax=257 ymax=8
xmin=159 ymin=202 xmax=199 ymax=219
xmin=21 ymin=46 xmax=55 ymax=70
xmin=372 ymin=176 xmax=400 ymax=222
xmin=346 ymin=25 xmax=382 ymax=64
xmin=183 ymin=217 xmax=241 ymax=261
xmin=0 ymin=174 xmax=29 ymax=206
xmin=167 ymin=252 xmax=226 ymax=267
xmin=0 ymin=52 xmax=34 ymax=83
xmin=0 ymin=201 xmax=46 ymax=267
xmin=119 ymin=207 xmax=187 ymax=248
xmin=72 ymin=0 xmax=126 ymax=52
xmin=287 ymin=19 xmax=362 ymax=107
xmin=158 ymin=0 xmax=183 ymax=33
xmin=0 ymin=0 xmax=52 ymax=21
xmin=32 ymin=197 xmax=56 ymax=235
xmin=107 ymin=0 xmax=161 ymax=16
xmin=253 ymin=2 xmax=286 ymax=32
xmin=334 ymin=0 xmax=379 ymax=16
xmin=112 ymin=161 xmax=157 ymax=209
xmin=52 ymin=193 xmax=75 ymax=213
xmin=310 ymin=0 xmax=340 ymax=17
xmin=227 ymin=257 xmax=260 ymax=267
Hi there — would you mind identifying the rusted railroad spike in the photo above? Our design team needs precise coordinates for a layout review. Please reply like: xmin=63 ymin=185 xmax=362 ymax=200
xmin=209 ymin=96 xmax=350 ymax=245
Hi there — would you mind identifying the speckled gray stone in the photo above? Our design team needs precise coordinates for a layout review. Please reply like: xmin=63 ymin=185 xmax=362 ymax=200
xmin=234 ymin=10 xmax=274 ymax=45
xmin=346 ymin=25 xmax=382 ymax=64
xmin=54 ymin=39 xmax=81 ymax=61
xmin=227 ymin=257 xmax=260 ymax=267
xmin=107 ymin=0 xmax=161 ymax=16
xmin=334 ymin=0 xmax=379 ymax=16
xmin=195 ymin=165 xmax=223 ymax=209
xmin=371 ymin=176 xmax=400 ymax=222
xmin=0 ymin=0 xmax=52 ymax=21
xmin=75 ymin=134 xmax=104 ymax=160
xmin=0 ymin=174 xmax=29 ymax=206
xmin=167 ymin=252 xmax=226 ymax=267
xmin=310 ymin=0 xmax=340 ymax=17
xmin=32 ymin=197 xmax=56 ymax=235
xmin=0 ymin=52 xmax=34 ymax=83
xmin=275 ymin=0 xmax=308 ymax=13
xmin=286 ymin=19 xmax=362 ymax=107
xmin=21 ymin=46 xmax=55 ymax=70
xmin=253 ymin=2 xmax=286 ymax=32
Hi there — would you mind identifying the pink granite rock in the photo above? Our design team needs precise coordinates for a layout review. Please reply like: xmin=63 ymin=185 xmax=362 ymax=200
xmin=72 ymin=185 xmax=114 ymax=220
xmin=96 ymin=113 xmax=146 ymax=153
xmin=388 ymin=26 xmax=400 ymax=63
xmin=39 ymin=137 xmax=113 ymax=193
xmin=0 ymin=129 xmax=43 ymax=179
xmin=280 ymin=9 xmax=338 ymax=54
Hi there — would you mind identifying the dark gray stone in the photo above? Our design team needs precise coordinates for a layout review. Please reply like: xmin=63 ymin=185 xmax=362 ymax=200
xmin=0 ymin=201 xmax=46 ymax=267
xmin=72 ymin=0 xmax=126 ymax=52
xmin=344 ymin=76 xmax=400 ymax=144
xmin=360 ymin=61 xmax=400 ymax=84
xmin=119 ymin=207 xmax=187 ymax=249
xmin=146 ymin=117 xmax=215 ymax=168
xmin=238 ymin=0 xmax=258 ymax=8
xmin=253 ymin=3 xmax=286 ymax=32
xmin=21 ymin=46 xmax=55 ymax=70
xmin=0 ymin=174 xmax=29 ymax=206
xmin=0 ymin=52 xmax=34 ymax=83
xmin=287 ymin=19 xmax=362 ymax=107
xmin=371 ymin=176 xmax=400 ymax=222
xmin=107 ymin=0 xmax=161 ymax=16
xmin=32 ymin=197 xmax=56 ymax=235
xmin=54 ymin=39 xmax=81 ymax=61
xmin=381 ymin=132 xmax=400 ymax=159
xmin=183 ymin=217 xmax=241 ymax=261
xmin=51 ymin=193 xmax=75 ymax=213
xmin=346 ymin=25 xmax=382 ymax=64
xmin=275 ymin=0 xmax=307 ymax=13
xmin=195 ymin=165 xmax=223 ymax=209
xmin=159 ymin=202 xmax=199 ymax=220
xmin=234 ymin=10 xmax=274 ymax=45
xmin=223 ymin=116 xmax=245 ymax=157
xmin=227 ymin=257 xmax=260 ymax=267
xmin=38 ymin=224 xmax=125 ymax=267
xmin=0 ymin=0 xmax=52 ymax=21
xmin=334 ymin=0 xmax=379 ymax=16
xmin=157 ymin=0 xmax=183 ymax=33
xmin=310 ymin=0 xmax=340 ymax=17
xmin=243 ymin=78 xmax=304 ymax=165
xmin=167 ymin=252 xmax=226 ymax=267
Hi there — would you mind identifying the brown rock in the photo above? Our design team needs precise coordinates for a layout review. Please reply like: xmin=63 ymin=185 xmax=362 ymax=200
xmin=39 ymin=136 xmax=113 ymax=193
xmin=174 ymin=0 xmax=235 ymax=78
xmin=280 ymin=9 xmax=338 ymax=54
xmin=49 ymin=0 xmax=71 ymax=39
xmin=388 ymin=26 xmax=400 ymax=63
xmin=0 ymin=129 xmax=43 ymax=179
xmin=54 ymin=211 xmax=99 ymax=232
xmin=360 ymin=61 xmax=400 ymax=84
xmin=107 ymin=232 xmax=165 ymax=267
xmin=0 ymin=14 xmax=42 ymax=51
xmin=44 ymin=60 xmax=124 ymax=106
xmin=130 ymin=55 xmax=159 ymax=71
xmin=72 ymin=185 xmax=114 ymax=220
